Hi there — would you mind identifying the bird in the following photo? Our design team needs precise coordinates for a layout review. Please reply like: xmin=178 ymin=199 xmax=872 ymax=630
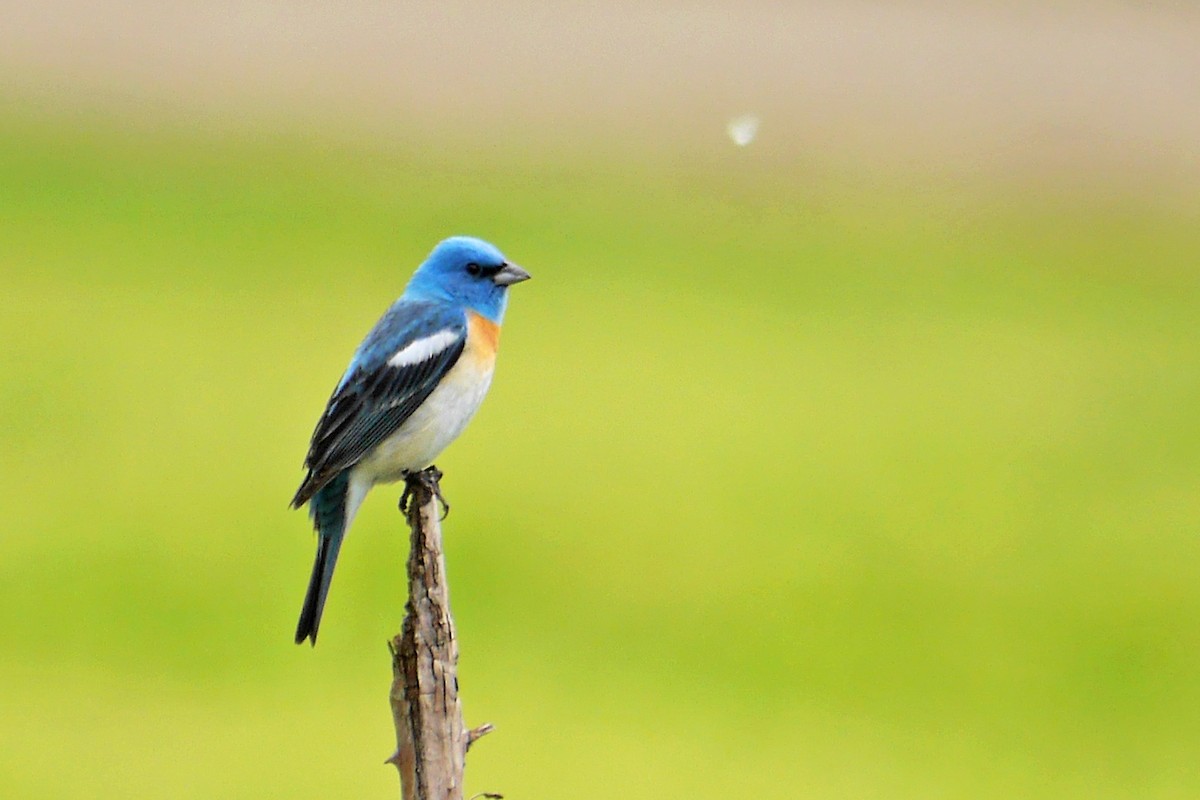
xmin=291 ymin=236 xmax=530 ymax=645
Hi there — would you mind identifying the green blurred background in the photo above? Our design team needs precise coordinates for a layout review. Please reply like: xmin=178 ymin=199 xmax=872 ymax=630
xmin=3 ymin=3 xmax=1199 ymax=798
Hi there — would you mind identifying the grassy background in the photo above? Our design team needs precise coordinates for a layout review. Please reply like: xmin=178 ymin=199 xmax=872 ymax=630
xmin=2 ymin=103 xmax=1199 ymax=799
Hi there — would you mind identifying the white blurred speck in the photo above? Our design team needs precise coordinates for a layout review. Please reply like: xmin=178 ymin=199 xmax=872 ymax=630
xmin=727 ymin=114 xmax=760 ymax=147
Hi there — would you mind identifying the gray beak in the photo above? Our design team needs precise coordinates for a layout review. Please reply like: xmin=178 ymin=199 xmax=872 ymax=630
xmin=493 ymin=262 xmax=531 ymax=286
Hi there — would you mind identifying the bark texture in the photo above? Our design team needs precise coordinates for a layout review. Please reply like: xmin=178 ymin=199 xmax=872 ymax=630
xmin=388 ymin=471 xmax=489 ymax=800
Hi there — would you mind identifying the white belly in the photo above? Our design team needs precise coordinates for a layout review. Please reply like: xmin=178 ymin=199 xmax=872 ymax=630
xmin=353 ymin=359 xmax=495 ymax=485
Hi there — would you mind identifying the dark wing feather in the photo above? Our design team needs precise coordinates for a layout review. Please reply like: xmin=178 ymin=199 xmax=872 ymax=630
xmin=291 ymin=302 xmax=467 ymax=507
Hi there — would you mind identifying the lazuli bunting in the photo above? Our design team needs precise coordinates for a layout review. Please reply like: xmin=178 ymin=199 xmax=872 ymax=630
xmin=292 ymin=236 xmax=530 ymax=645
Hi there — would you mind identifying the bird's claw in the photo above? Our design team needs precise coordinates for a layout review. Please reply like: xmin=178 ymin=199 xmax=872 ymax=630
xmin=400 ymin=466 xmax=450 ymax=519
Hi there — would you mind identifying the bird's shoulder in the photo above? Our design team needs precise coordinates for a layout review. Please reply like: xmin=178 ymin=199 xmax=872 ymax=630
xmin=343 ymin=298 xmax=469 ymax=380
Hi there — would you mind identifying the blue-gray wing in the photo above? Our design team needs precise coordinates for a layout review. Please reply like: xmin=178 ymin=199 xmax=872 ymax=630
xmin=291 ymin=300 xmax=466 ymax=507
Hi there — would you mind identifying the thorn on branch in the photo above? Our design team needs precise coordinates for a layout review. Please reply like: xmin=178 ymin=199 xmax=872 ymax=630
xmin=466 ymin=722 xmax=495 ymax=752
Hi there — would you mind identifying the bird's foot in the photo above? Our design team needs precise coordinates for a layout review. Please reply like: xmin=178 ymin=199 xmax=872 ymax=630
xmin=400 ymin=466 xmax=450 ymax=519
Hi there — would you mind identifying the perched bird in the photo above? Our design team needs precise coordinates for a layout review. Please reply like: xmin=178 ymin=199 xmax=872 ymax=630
xmin=291 ymin=236 xmax=530 ymax=645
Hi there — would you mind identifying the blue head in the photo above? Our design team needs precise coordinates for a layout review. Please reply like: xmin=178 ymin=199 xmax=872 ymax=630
xmin=405 ymin=236 xmax=531 ymax=323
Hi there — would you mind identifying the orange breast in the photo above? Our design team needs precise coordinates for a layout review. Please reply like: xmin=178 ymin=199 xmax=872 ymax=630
xmin=466 ymin=311 xmax=501 ymax=366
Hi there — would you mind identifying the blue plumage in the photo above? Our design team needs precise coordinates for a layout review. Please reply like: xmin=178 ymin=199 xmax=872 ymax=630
xmin=404 ymin=236 xmax=514 ymax=323
xmin=293 ymin=236 xmax=530 ymax=645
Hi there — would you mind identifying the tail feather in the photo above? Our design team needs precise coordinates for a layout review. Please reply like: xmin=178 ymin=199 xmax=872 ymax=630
xmin=295 ymin=532 xmax=343 ymax=645
xmin=295 ymin=472 xmax=351 ymax=645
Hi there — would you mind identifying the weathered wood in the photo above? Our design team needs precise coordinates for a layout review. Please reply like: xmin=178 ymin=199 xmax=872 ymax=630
xmin=388 ymin=469 xmax=491 ymax=800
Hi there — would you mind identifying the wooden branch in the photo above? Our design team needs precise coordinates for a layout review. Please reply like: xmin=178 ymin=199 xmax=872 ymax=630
xmin=388 ymin=469 xmax=492 ymax=800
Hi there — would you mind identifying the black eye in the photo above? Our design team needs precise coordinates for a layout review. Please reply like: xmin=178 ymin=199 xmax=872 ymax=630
xmin=466 ymin=262 xmax=481 ymax=276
